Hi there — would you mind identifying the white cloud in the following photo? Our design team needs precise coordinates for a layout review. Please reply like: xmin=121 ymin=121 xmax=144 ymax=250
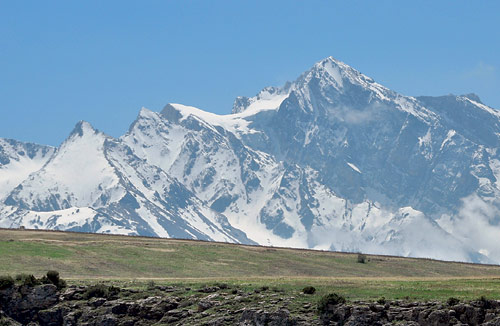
xmin=437 ymin=194 xmax=500 ymax=264
xmin=463 ymin=62 xmax=496 ymax=79
xmin=326 ymin=102 xmax=386 ymax=125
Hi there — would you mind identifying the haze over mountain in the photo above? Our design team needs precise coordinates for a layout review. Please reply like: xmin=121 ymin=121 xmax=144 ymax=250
xmin=1 ymin=57 xmax=500 ymax=264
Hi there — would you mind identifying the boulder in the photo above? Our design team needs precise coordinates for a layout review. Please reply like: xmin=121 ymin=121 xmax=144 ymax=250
xmin=109 ymin=301 xmax=128 ymax=315
xmin=425 ymin=309 xmax=450 ymax=326
xmin=38 ymin=306 xmax=68 ymax=326
xmin=198 ymin=300 xmax=215 ymax=312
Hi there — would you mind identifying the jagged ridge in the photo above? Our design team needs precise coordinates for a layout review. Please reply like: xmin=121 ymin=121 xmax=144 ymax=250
xmin=1 ymin=57 xmax=500 ymax=263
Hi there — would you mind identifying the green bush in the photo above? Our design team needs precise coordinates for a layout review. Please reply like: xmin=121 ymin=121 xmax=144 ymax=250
xmin=146 ymin=280 xmax=156 ymax=290
xmin=447 ymin=297 xmax=460 ymax=306
xmin=318 ymin=293 xmax=346 ymax=313
xmin=46 ymin=271 xmax=60 ymax=284
xmin=0 ymin=275 xmax=14 ymax=290
xmin=15 ymin=274 xmax=40 ymax=287
xmin=84 ymin=284 xmax=109 ymax=299
xmin=377 ymin=297 xmax=386 ymax=305
xmin=215 ymin=283 xmax=228 ymax=290
xmin=357 ymin=253 xmax=367 ymax=264
xmin=107 ymin=285 xmax=120 ymax=298
xmin=303 ymin=286 xmax=316 ymax=295
xmin=41 ymin=270 xmax=66 ymax=289
xmin=84 ymin=284 xmax=121 ymax=299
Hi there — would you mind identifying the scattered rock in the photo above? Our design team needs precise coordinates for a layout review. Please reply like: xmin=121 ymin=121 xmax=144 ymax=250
xmin=0 ymin=310 xmax=22 ymax=326
xmin=320 ymin=300 xmax=500 ymax=326
xmin=3 ymin=282 xmax=500 ymax=326
xmin=109 ymin=302 xmax=128 ymax=315
xmin=88 ymin=297 xmax=106 ymax=308
xmin=60 ymin=287 xmax=85 ymax=301
xmin=198 ymin=286 xmax=219 ymax=293
xmin=38 ymin=306 xmax=68 ymax=326
xmin=198 ymin=300 xmax=215 ymax=312
xmin=239 ymin=308 xmax=297 ymax=326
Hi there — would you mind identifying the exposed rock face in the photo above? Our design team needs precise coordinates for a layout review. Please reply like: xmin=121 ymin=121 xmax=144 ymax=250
xmin=110 ymin=62 xmax=500 ymax=263
xmin=2 ymin=282 xmax=500 ymax=326
xmin=239 ymin=308 xmax=297 ymax=325
xmin=320 ymin=299 xmax=500 ymax=326
xmin=0 ymin=284 xmax=58 ymax=324
xmin=3 ymin=57 xmax=500 ymax=263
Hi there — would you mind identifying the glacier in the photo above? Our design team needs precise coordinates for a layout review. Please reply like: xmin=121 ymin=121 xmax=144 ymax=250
xmin=1 ymin=56 xmax=500 ymax=264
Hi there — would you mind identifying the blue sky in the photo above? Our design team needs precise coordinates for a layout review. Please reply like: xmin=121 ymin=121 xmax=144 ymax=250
xmin=1 ymin=1 xmax=499 ymax=146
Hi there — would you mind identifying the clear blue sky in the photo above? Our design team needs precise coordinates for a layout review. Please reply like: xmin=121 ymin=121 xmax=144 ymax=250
xmin=1 ymin=1 xmax=499 ymax=146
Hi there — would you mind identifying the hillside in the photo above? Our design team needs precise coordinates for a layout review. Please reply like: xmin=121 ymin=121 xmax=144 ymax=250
xmin=1 ymin=228 xmax=500 ymax=281
xmin=3 ymin=229 xmax=500 ymax=325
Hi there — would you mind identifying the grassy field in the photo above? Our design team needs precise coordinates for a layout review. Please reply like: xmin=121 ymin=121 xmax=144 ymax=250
xmin=1 ymin=228 xmax=500 ymax=301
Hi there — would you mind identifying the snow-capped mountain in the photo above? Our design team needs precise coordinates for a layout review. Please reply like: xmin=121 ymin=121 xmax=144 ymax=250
xmin=1 ymin=122 xmax=252 ymax=243
xmin=0 ymin=139 xmax=54 ymax=201
xmin=1 ymin=56 xmax=499 ymax=263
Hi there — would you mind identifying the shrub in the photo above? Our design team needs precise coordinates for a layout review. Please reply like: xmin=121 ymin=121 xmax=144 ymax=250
xmin=84 ymin=284 xmax=109 ymax=299
xmin=318 ymin=293 xmax=346 ymax=313
xmin=84 ymin=284 xmax=120 ymax=299
xmin=303 ymin=286 xmax=316 ymax=295
xmin=0 ymin=276 xmax=14 ymax=290
xmin=46 ymin=270 xmax=60 ymax=284
xmin=447 ymin=297 xmax=460 ymax=306
xmin=215 ymin=283 xmax=228 ymax=290
xmin=478 ymin=296 xmax=492 ymax=309
xmin=107 ymin=285 xmax=121 ymax=298
xmin=41 ymin=270 xmax=67 ymax=289
xmin=377 ymin=297 xmax=386 ymax=305
xmin=15 ymin=274 xmax=40 ymax=287
xmin=146 ymin=280 xmax=156 ymax=290
xmin=357 ymin=253 xmax=367 ymax=264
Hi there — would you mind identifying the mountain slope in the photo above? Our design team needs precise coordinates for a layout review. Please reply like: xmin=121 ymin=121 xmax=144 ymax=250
xmin=1 ymin=56 xmax=499 ymax=263
xmin=120 ymin=89 xmax=488 ymax=262
xmin=1 ymin=122 xmax=253 ymax=243
xmin=0 ymin=139 xmax=55 ymax=201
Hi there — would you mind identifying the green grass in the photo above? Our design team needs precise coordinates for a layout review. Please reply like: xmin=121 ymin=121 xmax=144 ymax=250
xmin=0 ymin=240 xmax=72 ymax=259
xmin=1 ymin=228 xmax=500 ymax=301
xmin=66 ymin=277 xmax=500 ymax=304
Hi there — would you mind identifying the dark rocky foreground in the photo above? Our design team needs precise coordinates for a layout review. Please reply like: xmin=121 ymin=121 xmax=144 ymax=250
xmin=320 ymin=299 xmax=500 ymax=325
xmin=1 ymin=282 xmax=500 ymax=326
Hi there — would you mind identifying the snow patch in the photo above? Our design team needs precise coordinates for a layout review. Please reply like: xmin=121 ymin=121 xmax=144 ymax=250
xmin=347 ymin=162 xmax=361 ymax=173
xmin=440 ymin=130 xmax=456 ymax=150
xmin=323 ymin=60 xmax=344 ymax=89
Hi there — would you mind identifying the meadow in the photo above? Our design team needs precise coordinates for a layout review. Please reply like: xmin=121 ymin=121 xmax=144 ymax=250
xmin=1 ymin=228 xmax=500 ymax=301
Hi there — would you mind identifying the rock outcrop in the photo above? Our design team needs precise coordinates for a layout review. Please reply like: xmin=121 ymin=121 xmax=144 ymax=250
xmin=320 ymin=299 xmax=500 ymax=326
xmin=2 ymin=282 xmax=500 ymax=325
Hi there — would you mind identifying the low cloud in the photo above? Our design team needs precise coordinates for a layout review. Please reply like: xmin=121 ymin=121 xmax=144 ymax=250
xmin=327 ymin=102 xmax=386 ymax=125
xmin=463 ymin=62 xmax=496 ymax=80
xmin=437 ymin=194 xmax=500 ymax=264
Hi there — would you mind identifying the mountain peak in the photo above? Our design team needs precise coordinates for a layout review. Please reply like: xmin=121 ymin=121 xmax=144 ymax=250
xmin=3 ymin=56 xmax=500 ymax=264
xmin=461 ymin=93 xmax=482 ymax=104
xmin=309 ymin=56 xmax=376 ymax=87
xmin=69 ymin=121 xmax=99 ymax=138
xmin=318 ymin=56 xmax=349 ymax=69
xmin=231 ymin=86 xmax=290 ymax=114
xmin=231 ymin=56 xmax=388 ymax=115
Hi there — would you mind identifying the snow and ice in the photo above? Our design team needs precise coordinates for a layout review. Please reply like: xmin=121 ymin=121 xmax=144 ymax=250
xmin=2 ymin=56 xmax=500 ymax=264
